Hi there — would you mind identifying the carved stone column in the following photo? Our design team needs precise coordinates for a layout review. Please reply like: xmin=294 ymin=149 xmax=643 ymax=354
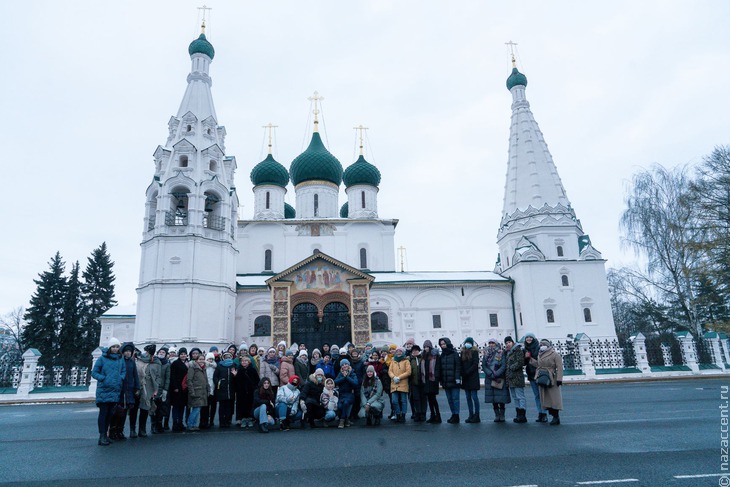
xmin=631 ymin=333 xmax=650 ymax=373
xmin=350 ymin=280 xmax=371 ymax=347
xmin=271 ymin=283 xmax=291 ymax=346
xmin=17 ymin=348 xmax=42 ymax=396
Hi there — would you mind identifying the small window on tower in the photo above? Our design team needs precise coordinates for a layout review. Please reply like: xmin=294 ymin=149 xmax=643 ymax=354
xmin=432 ymin=314 xmax=442 ymax=329
xmin=264 ymin=249 xmax=272 ymax=272
xmin=489 ymin=313 xmax=499 ymax=327
xmin=314 ymin=194 xmax=319 ymax=217
xmin=557 ymin=246 xmax=564 ymax=257
xmin=209 ymin=160 xmax=217 ymax=172
xmin=561 ymin=275 xmax=570 ymax=287
xmin=179 ymin=155 xmax=188 ymax=168
xmin=361 ymin=191 xmax=366 ymax=209
xmin=186 ymin=124 xmax=192 ymax=133
xmin=583 ymin=308 xmax=592 ymax=323
xmin=360 ymin=248 xmax=367 ymax=269
xmin=546 ymin=309 xmax=555 ymax=323
xmin=265 ymin=192 xmax=270 ymax=210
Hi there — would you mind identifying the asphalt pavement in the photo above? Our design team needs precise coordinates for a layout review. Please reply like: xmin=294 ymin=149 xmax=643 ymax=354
xmin=0 ymin=378 xmax=725 ymax=486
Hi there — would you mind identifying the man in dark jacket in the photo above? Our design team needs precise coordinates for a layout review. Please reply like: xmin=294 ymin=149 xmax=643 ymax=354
xmin=111 ymin=342 xmax=139 ymax=440
xmin=505 ymin=336 xmax=527 ymax=423
xmin=300 ymin=368 xmax=326 ymax=427
xmin=523 ymin=333 xmax=548 ymax=422
xmin=438 ymin=337 xmax=462 ymax=424
xmin=169 ymin=347 xmax=189 ymax=432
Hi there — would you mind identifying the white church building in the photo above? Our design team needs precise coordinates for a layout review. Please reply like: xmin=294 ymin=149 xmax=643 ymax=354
xmin=100 ymin=28 xmax=617 ymax=351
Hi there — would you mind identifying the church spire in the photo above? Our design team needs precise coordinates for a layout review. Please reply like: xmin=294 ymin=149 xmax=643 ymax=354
xmin=500 ymin=59 xmax=571 ymax=232
xmin=175 ymin=19 xmax=217 ymax=123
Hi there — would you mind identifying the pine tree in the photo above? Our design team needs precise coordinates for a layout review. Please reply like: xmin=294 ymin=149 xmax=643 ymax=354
xmin=80 ymin=242 xmax=116 ymax=362
xmin=59 ymin=261 xmax=83 ymax=370
xmin=22 ymin=252 xmax=67 ymax=367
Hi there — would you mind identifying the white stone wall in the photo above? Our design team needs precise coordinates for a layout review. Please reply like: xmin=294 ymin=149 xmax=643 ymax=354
xmin=346 ymin=185 xmax=379 ymax=219
xmin=295 ymin=182 xmax=340 ymax=218
xmin=253 ymin=184 xmax=286 ymax=220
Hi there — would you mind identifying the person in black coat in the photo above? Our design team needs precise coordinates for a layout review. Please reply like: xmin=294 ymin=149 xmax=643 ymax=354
xmin=523 ymin=332 xmax=548 ymax=422
xmin=235 ymin=355 xmax=260 ymax=429
xmin=169 ymin=348 xmax=189 ymax=432
xmin=421 ymin=340 xmax=442 ymax=423
xmin=214 ymin=351 xmax=237 ymax=427
xmin=460 ymin=337 xmax=481 ymax=423
xmin=252 ymin=377 xmax=276 ymax=433
xmin=300 ymin=368 xmax=326 ymax=427
xmin=438 ymin=337 xmax=462 ymax=424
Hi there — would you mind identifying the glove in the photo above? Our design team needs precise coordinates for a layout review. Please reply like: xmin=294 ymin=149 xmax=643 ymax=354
xmin=455 ymin=379 xmax=461 ymax=385
xmin=393 ymin=377 xmax=400 ymax=384
xmin=556 ymin=380 xmax=562 ymax=387
xmin=161 ymin=390 xmax=168 ymax=402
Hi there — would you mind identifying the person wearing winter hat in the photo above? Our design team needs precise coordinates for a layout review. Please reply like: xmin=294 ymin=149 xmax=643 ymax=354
xmin=276 ymin=340 xmax=287 ymax=358
xmin=388 ymin=346 xmax=411 ymax=423
xmin=348 ymin=349 xmax=365 ymax=421
xmin=215 ymin=351 xmax=237 ymax=427
xmin=528 ymin=338 xmax=563 ymax=425
xmin=321 ymin=343 xmax=331 ymax=356
xmin=134 ymin=343 xmax=161 ymax=437
xmin=522 ymin=332 xmax=547 ymax=422
xmin=320 ymin=377 xmax=339 ymax=425
xmin=167 ymin=347 xmax=177 ymax=362
xmin=189 ymin=347 xmax=202 ymax=363
xmin=334 ymin=358 xmax=358 ymax=428
xmin=408 ymin=345 xmax=426 ymax=422
xmin=169 ymin=347 xmax=188 ymax=431
xmin=279 ymin=349 xmax=296 ymax=386
xmin=438 ymin=337 xmax=462 ymax=423
xmin=359 ymin=364 xmax=384 ymax=425
xmin=317 ymin=353 xmax=335 ymax=379
xmin=421 ymin=340 xmax=441 ymax=423
xmin=276 ymin=375 xmax=302 ymax=430
xmin=294 ymin=350 xmax=310 ymax=385
xmin=252 ymin=377 xmax=276 ymax=433
xmin=461 ymin=338 xmax=481 ymax=423
xmin=112 ymin=342 xmax=139 ymax=440
xmin=404 ymin=337 xmax=416 ymax=357
xmin=330 ymin=344 xmax=342 ymax=376
xmin=227 ymin=344 xmax=238 ymax=357
xmin=504 ymin=336 xmax=528 ymax=424
xmin=309 ymin=348 xmax=322 ymax=374
xmin=201 ymin=352 xmax=217 ymax=429
xmin=248 ymin=344 xmax=260 ymax=371
xmin=92 ymin=337 xmax=125 ymax=446
xmin=259 ymin=347 xmax=281 ymax=395
xmin=300 ymin=368 xmax=326 ymax=427
xmin=235 ymin=354 xmax=260 ymax=428
xmin=186 ymin=354 xmax=209 ymax=431
xmin=482 ymin=337 xmax=510 ymax=422
xmin=153 ymin=347 xmax=171 ymax=433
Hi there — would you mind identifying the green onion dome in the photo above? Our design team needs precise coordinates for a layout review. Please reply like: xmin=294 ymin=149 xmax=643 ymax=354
xmin=340 ymin=202 xmax=349 ymax=218
xmin=343 ymin=155 xmax=381 ymax=188
xmin=189 ymin=33 xmax=215 ymax=60
xmin=284 ymin=203 xmax=296 ymax=219
xmin=289 ymin=132 xmax=343 ymax=186
xmin=506 ymin=67 xmax=527 ymax=90
xmin=250 ymin=154 xmax=289 ymax=187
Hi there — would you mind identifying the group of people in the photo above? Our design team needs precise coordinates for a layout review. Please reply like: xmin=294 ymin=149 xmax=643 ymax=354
xmin=91 ymin=333 xmax=564 ymax=446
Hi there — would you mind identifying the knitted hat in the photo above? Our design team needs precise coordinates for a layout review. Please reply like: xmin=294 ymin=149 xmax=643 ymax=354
xmin=121 ymin=342 xmax=135 ymax=354
xmin=339 ymin=348 xmax=347 ymax=355
xmin=178 ymin=347 xmax=188 ymax=355
xmin=339 ymin=358 xmax=351 ymax=367
xmin=312 ymin=348 xmax=321 ymax=357
xmin=487 ymin=337 xmax=498 ymax=345
xmin=222 ymin=351 xmax=233 ymax=359
xmin=405 ymin=337 xmax=415 ymax=346
xmin=388 ymin=344 xmax=397 ymax=351
xmin=380 ymin=345 xmax=389 ymax=353
xmin=423 ymin=340 xmax=433 ymax=349
xmin=540 ymin=339 xmax=553 ymax=347
xmin=205 ymin=352 xmax=215 ymax=361
xmin=331 ymin=345 xmax=340 ymax=352
xmin=209 ymin=346 xmax=219 ymax=352
xmin=190 ymin=347 xmax=202 ymax=356
xmin=504 ymin=336 xmax=514 ymax=344
xmin=277 ymin=340 xmax=287 ymax=348
xmin=267 ymin=347 xmax=276 ymax=354
xmin=144 ymin=344 xmax=157 ymax=355
xmin=289 ymin=375 xmax=300 ymax=385
xmin=324 ymin=378 xmax=334 ymax=386
xmin=299 ymin=350 xmax=309 ymax=358
xmin=366 ymin=365 xmax=376 ymax=374
xmin=464 ymin=337 xmax=475 ymax=346
xmin=107 ymin=337 xmax=122 ymax=348
xmin=168 ymin=347 xmax=177 ymax=355
xmin=159 ymin=345 xmax=169 ymax=353
xmin=395 ymin=346 xmax=405 ymax=355
xmin=239 ymin=342 xmax=248 ymax=351
xmin=314 ymin=368 xmax=325 ymax=377
xmin=285 ymin=350 xmax=295 ymax=357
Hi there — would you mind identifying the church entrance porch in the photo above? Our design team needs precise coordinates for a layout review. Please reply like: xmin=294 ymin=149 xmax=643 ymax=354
xmin=291 ymin=302 xmax=352 ymax=348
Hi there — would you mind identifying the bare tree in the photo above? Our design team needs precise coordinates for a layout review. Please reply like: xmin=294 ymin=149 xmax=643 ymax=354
xmin=0 ymin=306 xmax=26 ymax=354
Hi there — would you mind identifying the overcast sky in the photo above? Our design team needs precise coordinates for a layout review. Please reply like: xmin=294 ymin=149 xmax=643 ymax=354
xmin=2 ymin=1 xmax=729 ymax=316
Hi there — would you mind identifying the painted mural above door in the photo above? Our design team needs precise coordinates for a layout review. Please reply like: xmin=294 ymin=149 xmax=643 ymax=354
xmin=293 ymin=263 xmax=354 ymax=294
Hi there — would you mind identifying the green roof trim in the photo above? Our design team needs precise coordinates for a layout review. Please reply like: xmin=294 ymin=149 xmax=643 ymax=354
xmin=595 ymin=367 xmax=642 ymax=375
xmin=188 ymin=33 xmax=215 ymax=59
xmin=290 ymin=132 xmax=343 ymax=186
xmin=563 ymin=369 xmax=584 ymax=376
xmin=343 ymin=155 xmax=381 ymax=187
xmin=250 ymin=154 xmax=289 ymax=187
xmin=340 ymin=202 xmax=349 ymax=218
xmin=650 ymin=365 xmax=691 ymax=372
xmin=506 ymin=67 xmax=527 ymax=90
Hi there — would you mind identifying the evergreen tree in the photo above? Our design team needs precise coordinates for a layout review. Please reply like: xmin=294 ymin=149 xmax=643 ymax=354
xmin=80 ymin=242 xmax=116 ymax=362
xmin=59 ymin=261 xmax=83 ymax=370
xmin=22 ymin=252 xmax=67 ymax=367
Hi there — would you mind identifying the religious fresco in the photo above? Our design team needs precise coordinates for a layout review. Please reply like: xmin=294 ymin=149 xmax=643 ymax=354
xmin=292 ymin=262 xmax=353 ymax=294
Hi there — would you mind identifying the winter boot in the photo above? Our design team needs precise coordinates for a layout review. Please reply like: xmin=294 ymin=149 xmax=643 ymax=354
xmin=498 ymin=404 xmax=506 ymax=422
xmin=518 ymin=408 xmax=528 ymax=423
xmin=549 ymin=409 xmax=560 ymax=425
xmin=472 ymin=413 xmax=481 ymax=423
xmin=464 ymin=414 xmax=475 ymax=423
xmin=280 ymin=419 xmax=291 ymax=431
xmin=447 ymin=414 xmax=460 ymax=424
xmin=374 ymin=411 xmax=381 ymax=426
xmin=513 ymin=408 xmax=521 ymax=423
xmin=536 ymin=412 xmax=548 ymax=423
xmin=259 ymin=421 xmax=269 ymax=433
xmin=492 ymin=404 xmax=500 ymax=422
xmin=366 ymin=412 xmax=372 ymax=426
xmin=98 ymin=434 xmax=110 ymax=446
xmin=338 ymin=418 xmax=346 ymax=429
xmin=138 ymin=410 xmax=149 ymax=437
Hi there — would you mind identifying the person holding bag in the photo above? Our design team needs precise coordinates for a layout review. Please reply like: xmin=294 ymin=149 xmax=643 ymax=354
xmin=504 ymin=336 xmax=528 ymax=423
xmin=482 ymin=337 xmax=510 ymax=422
xmin=529 ymin=339 xmax=564 ymax=425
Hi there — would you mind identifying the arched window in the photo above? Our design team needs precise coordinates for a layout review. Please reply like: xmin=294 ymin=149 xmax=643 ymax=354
xmin=203 ymin=192 xmax=224 ymax=230
xmin=371 ymin=312 xmax=389 ymax=332
xmin=253 ymin=315 xmax=271 ymax=336
xmin=167 ymin=189 xmax=189 ymax=226
xmin=546 ymin=309 xmax=555 ymax=323
xmin=360 ymin=248 xmax=367 ymax=269
xmin=179 ymin=155 xmax=188 ymax=168
xmin=186 ymin=124 xmax=192 ymax=133
xmin=557 ymin=246 xmax=564 ymax=257
xmin=264 ymin=249 xmax=272 ymax=271
xmin=265 ymin=191 xmax=270 ymax=209
xmin=361 ymin=191 xmax=366 ymax=209
xmin=209 ymin=159 xmax=217 ymax=172
xmin=313 ymin=194 xmax=319 ymax=217
xmin=561 ymin=275 xmax=569 ymax=287
xmin=583 ymin=308 xmax=592 ymax=323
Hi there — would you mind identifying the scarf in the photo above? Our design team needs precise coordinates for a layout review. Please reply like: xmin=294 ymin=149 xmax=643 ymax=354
xmin=422 ymin=355 xmax=437 ymax=382
xmin=265 ymin=356 xmax=279 ymax=366
xmin=311 ymin=356 xmax=321 ymax=368
xmin=393 ymin=354 xmax=405 ymax=362
xmin=484 ymin=347 xmax=497 ymax=365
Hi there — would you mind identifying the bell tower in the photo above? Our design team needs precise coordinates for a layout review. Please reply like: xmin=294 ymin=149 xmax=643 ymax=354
xmin=135 ymin=21 xmax=239 ymax=347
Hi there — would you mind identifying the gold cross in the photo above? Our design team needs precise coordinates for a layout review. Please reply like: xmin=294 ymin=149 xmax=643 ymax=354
xmin=505 ymin=40 xmax=518 ymax=67
xmin=353 ymin=124 xmax=369 ymax=156
xmin=198 ymin=5 xmax=212 ymax=33
xmin=262 ymin=123 xmax=278 ymax=154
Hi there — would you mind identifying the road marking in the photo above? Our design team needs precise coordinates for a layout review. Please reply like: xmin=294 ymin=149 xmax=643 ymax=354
xmin=576 ymin=481 xmax=638 ymax=485
xmin=674 ymin=474 xmax=726 ymax=478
